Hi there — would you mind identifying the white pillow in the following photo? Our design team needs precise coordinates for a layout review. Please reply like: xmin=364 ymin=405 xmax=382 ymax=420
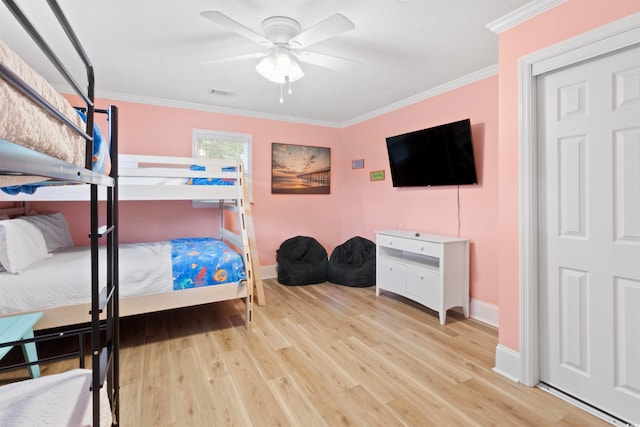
xmin=21 ymin=213 xmax=74 ymax=252
xmin=0 ymin=218 xmax=50 ymax=273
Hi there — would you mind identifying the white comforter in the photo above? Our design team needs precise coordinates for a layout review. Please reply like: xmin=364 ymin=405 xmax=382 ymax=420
xmin=0 ymin=369 xmax=112 ymax=426
xmin=0 ymin=241 xmax=172 ymax=314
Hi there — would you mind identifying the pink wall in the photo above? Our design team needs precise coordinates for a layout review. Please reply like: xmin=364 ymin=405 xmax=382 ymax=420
xmin=26 ymin=0 xmax=637 ymax=345
xmin=341 ymin=77 xmax=500 ymax=306
xmin=496 ymin=0 xmax=639 ymax=351
xmin=39 ymin=78 xmax=501 ymax=311
xmin=35 ymin=98 xmax=344 ymax=265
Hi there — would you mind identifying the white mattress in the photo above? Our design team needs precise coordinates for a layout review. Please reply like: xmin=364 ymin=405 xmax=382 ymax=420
xmin=0 ymin=241 xmax=172 ymax=314
xmin=0 ymin=369 xmax=112 ymax=426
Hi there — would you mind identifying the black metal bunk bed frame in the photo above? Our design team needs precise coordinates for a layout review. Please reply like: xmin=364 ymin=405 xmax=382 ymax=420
xmin=0 ymin=1 xmax=119 ymax=425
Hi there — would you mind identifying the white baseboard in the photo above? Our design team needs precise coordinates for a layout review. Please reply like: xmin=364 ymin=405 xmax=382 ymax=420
xmin=493 ymin=344 xmax=521 ymax=382
xmin=261 ymin=264 xmax=277 ymax=279
xmin=469 ymin=299 xmax=499 ymax=327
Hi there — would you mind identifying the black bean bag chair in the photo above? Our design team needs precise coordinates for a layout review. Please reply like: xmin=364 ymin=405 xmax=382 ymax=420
xmin=328 ymin=236 xmax=376 ymax=287
xmin=276 ymin=236 xmax=328 ymax=286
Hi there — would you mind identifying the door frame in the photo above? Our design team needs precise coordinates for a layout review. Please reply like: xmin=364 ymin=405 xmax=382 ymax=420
xmin=519 ymin=13 xmax=640 ymax=387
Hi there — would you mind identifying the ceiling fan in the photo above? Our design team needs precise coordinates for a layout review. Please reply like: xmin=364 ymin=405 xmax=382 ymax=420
xmin=200 ymin=11 xmax=358 ymax=100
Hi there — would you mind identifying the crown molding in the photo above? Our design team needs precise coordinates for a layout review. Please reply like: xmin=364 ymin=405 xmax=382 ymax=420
xmin=53 ymin=85 xmax=343 ymax=128
xmin=54 ymin=66 xmax=500 ymax=129
xmin=487 ymin=0 xmax=566 ymax=34
xmin=339 ymin=65 xmax=499 ymax=128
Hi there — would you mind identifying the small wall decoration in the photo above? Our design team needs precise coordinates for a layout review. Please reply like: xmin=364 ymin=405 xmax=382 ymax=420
xmin=272 ymin=143 xmax=331 ymax=194
xmin=351 ymin=159 xmax=365 ymax=169
xmin=370 ymin=170 xmax=385 ymax=181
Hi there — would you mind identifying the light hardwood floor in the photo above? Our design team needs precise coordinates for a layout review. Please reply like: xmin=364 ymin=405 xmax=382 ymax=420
xmin=2 ymin=278 xmax=609 ymax=426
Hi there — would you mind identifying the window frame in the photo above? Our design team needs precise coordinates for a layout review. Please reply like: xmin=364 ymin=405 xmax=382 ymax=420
xmin=192 ymin=128 xmax=253 ymax=206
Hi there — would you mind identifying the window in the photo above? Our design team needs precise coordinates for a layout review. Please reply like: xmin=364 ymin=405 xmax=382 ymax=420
xmin=192 ymin=129 xmax=252 ymax=205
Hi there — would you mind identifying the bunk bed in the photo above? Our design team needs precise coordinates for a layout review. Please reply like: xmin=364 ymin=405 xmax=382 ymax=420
xmin=1 ymin=23 xmax=258 ymax=330
xmin=0 ymin=154 xmax=258 ymax=330
xmin=0 ymin=0 xmax=117 ymax=425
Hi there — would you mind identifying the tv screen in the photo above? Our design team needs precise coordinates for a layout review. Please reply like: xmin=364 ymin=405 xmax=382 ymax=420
xmin=385 ymin=118 xmax=478 ymax=187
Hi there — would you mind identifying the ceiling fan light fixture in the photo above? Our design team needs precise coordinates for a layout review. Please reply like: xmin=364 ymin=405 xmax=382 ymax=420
xmin=255 ymin=50 xmax=304 ymax=84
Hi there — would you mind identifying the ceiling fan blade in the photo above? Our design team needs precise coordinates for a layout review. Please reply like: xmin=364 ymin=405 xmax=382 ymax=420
xmin=201 ymin=11 xmax=272 ymax=47
xmin=294 ymin=51 xmax=360 ymax=72
xmin=200 ymin=52 xmax=267 ymax=64
xmin=289 ymin=13 xmax=355 ymax=49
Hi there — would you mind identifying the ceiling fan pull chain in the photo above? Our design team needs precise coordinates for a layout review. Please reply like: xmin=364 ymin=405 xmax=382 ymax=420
xmin=287 ymin=75 xmax=293 ymax=95
xmin=279 ymin=83 xmax=284 ymax=103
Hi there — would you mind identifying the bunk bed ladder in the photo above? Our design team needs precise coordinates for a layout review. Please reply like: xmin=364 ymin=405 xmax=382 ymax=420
xmin=88 ymin=105 xmax=119 ymax=426
xmin=219 ymin=161 xmax=264 ymax=327
xmin=240 ymin=169 xmax=265 ymax=306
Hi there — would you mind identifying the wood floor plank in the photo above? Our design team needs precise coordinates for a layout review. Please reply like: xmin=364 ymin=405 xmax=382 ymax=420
xmin=384 ymin=395 xmax=464 ymax=427
xmin=223 ymin=347 xmax=291 ymax=426
xmin=298 ymin=322 xmax=399 ymax=405
xmin=212 ymin=314 xmax=244 ymax=353
xmin=140 ymin=339 xmax=176 ymax=425
xmin=235 ymin=324 xmax=288 ymax=381
xmin=347 ymin=335 xmax=480 ymax=426
xmin=0 ymin=278 xmax=611 ymax=426
xmin=275 ymin=345 xmax=364 ymax=425
xmin=274 ymin=317 xmax=359 ymax=394
xmin=266 ymin=374 xmax=329 ymax=427
xmin=208 ymin=374 xmax=254 ymax=426
xmin=171 ymin=346 xmax=218 ymax=426
xmin=459 ymin=377 xmax=565 ymax=426
xmin=250 ymin=309 xmax=292 ymax=351
xmin=339 ymin=346 xmax=402 ymax=405
xmin=333 ymin=384 xmax=407 ymax=427
xmin=355 ymin=314 xmax=473 ymax=386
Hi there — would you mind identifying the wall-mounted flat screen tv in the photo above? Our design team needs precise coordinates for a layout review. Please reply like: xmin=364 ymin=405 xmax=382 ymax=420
xmin=385 ymin=118 xmax=478 ymax=187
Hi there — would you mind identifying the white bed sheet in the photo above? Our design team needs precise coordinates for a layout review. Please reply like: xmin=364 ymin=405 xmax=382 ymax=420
xmin=0 ymin=241 xmax=172 ymax=314
xmin=0 ymin=368 xmax=112 ymax=426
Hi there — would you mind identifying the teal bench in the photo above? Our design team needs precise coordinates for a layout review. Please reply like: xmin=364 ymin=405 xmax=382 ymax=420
xmin=0 ymin=312 xmax=44 ymax=378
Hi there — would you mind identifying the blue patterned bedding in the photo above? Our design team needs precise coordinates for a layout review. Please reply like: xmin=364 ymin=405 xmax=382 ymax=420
xmin=171 ymin=237 xmax=246 ymax=290
xmin=187 ymin=165 xmax=235 ymax=186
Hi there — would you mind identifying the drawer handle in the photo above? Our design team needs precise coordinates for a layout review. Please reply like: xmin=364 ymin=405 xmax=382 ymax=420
xmin=421 ymin=247 xmax=424 ymax=251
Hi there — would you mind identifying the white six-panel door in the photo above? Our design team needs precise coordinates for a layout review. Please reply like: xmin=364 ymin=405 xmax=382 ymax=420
xmin=539 ymin=45 xmax=640 ymax=425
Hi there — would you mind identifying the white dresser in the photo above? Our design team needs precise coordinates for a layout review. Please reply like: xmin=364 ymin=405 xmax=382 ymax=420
xmin=375 ymin=230 xmax=470 ymax=325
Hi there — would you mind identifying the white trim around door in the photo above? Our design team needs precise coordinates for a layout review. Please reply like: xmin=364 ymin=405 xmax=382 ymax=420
xmin=517 ymin=12 xmax=640 ymax=388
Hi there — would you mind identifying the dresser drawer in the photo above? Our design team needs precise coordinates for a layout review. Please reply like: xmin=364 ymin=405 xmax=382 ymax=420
xmin=406 ymin=265 xmax=440 ymax=308
xmin=377 ymin=234 xmax=441 ymax=258
xmin=377 ymin=258 xmax=406 ymax=294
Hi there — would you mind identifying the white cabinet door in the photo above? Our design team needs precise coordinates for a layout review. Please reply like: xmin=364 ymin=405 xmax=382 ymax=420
xmin=405 ymin=265 xmax=440 ymax=309
xmin=377 ymin=258 xmax=405 ymax=294
xmin=539 ymin=45 xmax=640 ymax=425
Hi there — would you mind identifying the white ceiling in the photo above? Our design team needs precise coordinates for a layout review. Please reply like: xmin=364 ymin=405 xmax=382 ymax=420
xmin=0 ymin=0 xmax=531 ymax=126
